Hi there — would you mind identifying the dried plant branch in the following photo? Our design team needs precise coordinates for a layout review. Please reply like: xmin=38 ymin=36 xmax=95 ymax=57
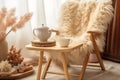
xmin=5 ymin=12 xmax=32 ymax=37
xmin=12 ymin=12 xmax=33 ymax=31
xmin=5 ymin=8 xmax=16 ymax=27
xmin=0 ymin=7 xmax=32 ymax=40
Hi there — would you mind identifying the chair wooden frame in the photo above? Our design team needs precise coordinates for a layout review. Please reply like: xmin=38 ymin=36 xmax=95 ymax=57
xmin=40 ymin=30 xmax=105 ymax=80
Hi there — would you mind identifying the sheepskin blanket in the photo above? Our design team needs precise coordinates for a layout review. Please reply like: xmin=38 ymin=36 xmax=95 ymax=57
xmin=46 ymin=0 xmax=114 ymax=68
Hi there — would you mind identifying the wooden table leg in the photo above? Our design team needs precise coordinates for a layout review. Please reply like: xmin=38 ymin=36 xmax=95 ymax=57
xmin=37 ymin=51 xmax=44 ymax=80
xmin=61 ymin=52 xmax=70 ymax=80
xmin=41 ymin=58 xmax=52 ymax=79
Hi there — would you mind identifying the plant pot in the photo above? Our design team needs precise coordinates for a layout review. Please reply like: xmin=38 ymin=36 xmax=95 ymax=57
xmin=0 ymin=40 xmax=8 ymax=61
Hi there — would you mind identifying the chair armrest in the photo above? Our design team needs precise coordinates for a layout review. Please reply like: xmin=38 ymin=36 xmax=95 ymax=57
xmin=49 ymin=29 xmax=59 ymax=35
xmin=87 ymin=31 xmax=101 ymax=35
xmin=87 ymin=31 xmax=101 ymax=54
xmin=87 ymin=31 xmax=97 ymax=42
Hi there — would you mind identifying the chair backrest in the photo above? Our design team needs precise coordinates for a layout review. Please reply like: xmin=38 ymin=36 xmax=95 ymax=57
xmin=58 ymin=0 xmax=114 ymax=52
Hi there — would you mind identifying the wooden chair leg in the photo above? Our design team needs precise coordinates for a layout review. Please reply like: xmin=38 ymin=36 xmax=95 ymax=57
xmin=95 ymin=51 xmax=105 ymax=71
xmin=61 ymin=52 xmax=70 ymax=80
xmin=79 ymin=53 xmax=90 ymax=80
xmin=90 ymin=33 xmax=105 ymax=71
xmin=41 ymin=58 xmax=52 ymax=79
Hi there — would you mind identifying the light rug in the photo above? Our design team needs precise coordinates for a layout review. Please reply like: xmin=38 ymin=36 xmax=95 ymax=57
xmin=19 ymin=60 xmax=120 ymax=80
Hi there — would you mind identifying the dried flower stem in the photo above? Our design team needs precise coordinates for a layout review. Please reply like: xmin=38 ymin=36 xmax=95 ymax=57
xmin=5 ymin=12 xmax=32 ymax=37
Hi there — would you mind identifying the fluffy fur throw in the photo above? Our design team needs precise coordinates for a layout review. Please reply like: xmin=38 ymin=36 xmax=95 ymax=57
xmin=46 ymin=0 xmax=114 ymax=68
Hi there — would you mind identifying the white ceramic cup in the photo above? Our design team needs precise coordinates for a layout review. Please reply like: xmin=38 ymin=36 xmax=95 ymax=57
xmin=57 ymin=37 xmax=70 ymax=47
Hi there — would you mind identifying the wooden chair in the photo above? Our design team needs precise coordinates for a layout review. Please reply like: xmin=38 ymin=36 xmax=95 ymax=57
xmin=40 ymin=0 xmax=113 ymax=80
xmin=40 ymin=30 xmax=105 ymax=80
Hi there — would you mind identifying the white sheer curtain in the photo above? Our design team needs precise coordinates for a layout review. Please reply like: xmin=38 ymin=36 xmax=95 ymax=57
xmin=0 ymin=0 xmax=66 ymax=58
xmin=44 ymin=0 xmax=67 ymax=29
xmin=28 ymin=0 xmax=67 ymax=29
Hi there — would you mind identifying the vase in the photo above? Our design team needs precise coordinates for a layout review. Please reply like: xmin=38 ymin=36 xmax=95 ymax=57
xmin=0 ymin=40 xmax=8 ymax=62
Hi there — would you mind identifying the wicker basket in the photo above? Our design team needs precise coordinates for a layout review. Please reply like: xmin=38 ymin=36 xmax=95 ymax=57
xmin=31 ymin=40 xmax=56 ymax=47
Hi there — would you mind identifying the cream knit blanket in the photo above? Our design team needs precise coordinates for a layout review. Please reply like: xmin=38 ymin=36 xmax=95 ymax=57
xmin=46 ymin=0 xmax=114 ymax=68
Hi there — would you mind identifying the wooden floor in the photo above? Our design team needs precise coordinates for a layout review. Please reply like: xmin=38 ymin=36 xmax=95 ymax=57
xmin=18 ymin=60 xmax=120 ymax=80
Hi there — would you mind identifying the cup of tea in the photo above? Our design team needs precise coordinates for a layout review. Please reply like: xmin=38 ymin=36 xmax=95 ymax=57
xmin=57 ymin=36 xmax=70 ymax=47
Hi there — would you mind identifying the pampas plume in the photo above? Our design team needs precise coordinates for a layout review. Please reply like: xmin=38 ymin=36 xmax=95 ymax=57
xmin=5 ymin=12 xmax=33 ymax=37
